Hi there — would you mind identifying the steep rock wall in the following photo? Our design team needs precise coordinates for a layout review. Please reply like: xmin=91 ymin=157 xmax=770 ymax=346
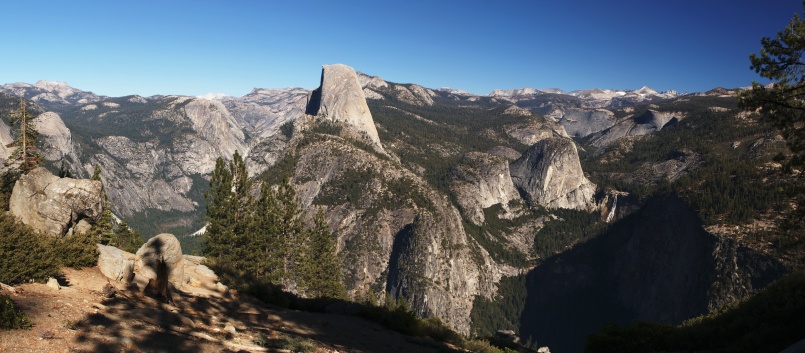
xmin=449 ymin=152 xmax=520 ymax=225
xmin=509 ymin=137 xmax=596 ymax=210
xmin=305 ymin=64 xmax=382 ymax=148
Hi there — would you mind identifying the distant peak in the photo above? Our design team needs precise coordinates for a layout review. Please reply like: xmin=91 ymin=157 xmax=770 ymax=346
xmin=33 ymin=80 xmax=76 ymax=92
xmin=197 ymin=93 xmax=230 ymax=101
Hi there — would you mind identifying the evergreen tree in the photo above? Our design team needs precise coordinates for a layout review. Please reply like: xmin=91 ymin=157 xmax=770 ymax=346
xmin=203 ymin=152 xmax=254 ymax=285
xmin=110 ymin=221 xmax=144 ymax=253
xmin=275 ymin=176 xmax=305 ymax=289
xmin=250 ymin=182 xmax=283 ymax=284
xmin=91 ymin=165 xmax=102 ymax=181
xmin=58 ymin=159 xmax=72 ymax=178
xmin=88 ymin=165 xmax=113 ymax=245
xmin=203 ymin=157 xmax=234 ymax=262
xmin=302 ymin=209 xmax=346 ymax=299
xmin=7 ymin=98 xmax=41 ymax=173
xmin=740 ymin=4 xmax=805 ymax=236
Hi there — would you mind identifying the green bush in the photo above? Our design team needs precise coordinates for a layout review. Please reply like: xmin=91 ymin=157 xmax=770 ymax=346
xmin=0 ymin=212 xmax=60 ymax=284
xmin=54 ymin=229 xmax=99 ymax=270
xmin=0 ymin=294 xmax=32 ymax=330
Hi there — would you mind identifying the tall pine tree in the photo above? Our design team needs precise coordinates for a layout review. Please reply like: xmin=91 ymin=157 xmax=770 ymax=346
xmin=249 ymin=182 xmax=283 ymax=284
xmin=275 ymin=176 xmax=305 ymax=289
xmin=302 ymin=209 xmax=346 ymax=299
xmin=7 ymin=98 xmax=41 ymax=173
xmin=89 ymin=165 xmax=113 ymax=244
xmin=203 ymin=152 xmax=254 ymax=285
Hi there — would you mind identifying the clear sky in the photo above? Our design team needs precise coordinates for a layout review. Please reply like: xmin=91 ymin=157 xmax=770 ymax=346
xmin=0 ymin=1 xmax=800 ymax=97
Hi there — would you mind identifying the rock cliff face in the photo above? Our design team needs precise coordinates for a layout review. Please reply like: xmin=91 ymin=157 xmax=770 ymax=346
xmin=518 ymin=194 xmax=785 ymax=353
xmin=281 ymin=132 xmax=498 ymax=335
xmin=0 ymin=119 xmax=13 ymax=160
xmin=33 ymin=112 xmax=77 ymax=165
xmin=449 ymin=152 xmax=520 ymax=225
xmin=550 ymin=108 xmax=616 ymax=137
xmin=9 ymin=167 xmax=105 ymax=237
xmin=66 ymin=95 xmax=248 ymax=217
xmin=509 ymin=137 xmax=596 ymax=210
xmin=224 ymin=87 xmax=308 ymax=138
xmin=589 ymin=110 xmax=685 ymax=148
xmin=305 ymin=64 xmax=382 ymax=148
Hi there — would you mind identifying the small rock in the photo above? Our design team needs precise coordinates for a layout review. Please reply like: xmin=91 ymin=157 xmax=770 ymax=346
xmin=177 ymin=314 xmax=195 ymax=328
xmin=0 ymin=282 xmax=15 ymax=294
xmin=119 ymin=337 xmax=134 ymax=349
xmin=46 ymin=277 xmax=60 ymax=290
xmin=214 ymin=282 xmax=228 ymax=293
xmin=101 ymin=283 xmax=116 ymax=298
xmin=224 ymin=324 xmax=237 ymax=335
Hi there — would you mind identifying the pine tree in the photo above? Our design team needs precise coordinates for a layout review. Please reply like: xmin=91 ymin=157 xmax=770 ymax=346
xmin=250 ymin=182 xmax=283 ymax=284
xmin=302 ymin=209 xmax=346 ymax=299
xmin=7 ymin=98 xmax=41 ymax=173
xmin=203 ymin=157 xmax=234 ymax=263
xmin=740 ymin=4 xmax=805 ymax=236
xmin=110 ymin=221 xmax=144 ymax=253
xmin=203 ymin=152 xmax=254 ymax=286
xmin=91 ymin=165 xmax=102 ymax=181
xmin=275 ymin=176 xmax=305 ymax=289
xmin=88 ymin=165 xmax=113 ymax=245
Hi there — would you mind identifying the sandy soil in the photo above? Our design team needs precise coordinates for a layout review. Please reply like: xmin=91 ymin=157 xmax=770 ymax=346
xmin=0 ymin=267 xmax=458 ymax=353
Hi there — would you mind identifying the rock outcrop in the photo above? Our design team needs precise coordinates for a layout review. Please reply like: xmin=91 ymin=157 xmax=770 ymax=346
xmin=0 ymin=119 xmax=13 ymax=160
xmin=589 ymin=110 xmax=685 ymax=148
xmin=449 ymin=152 xmax=520 ymax=225
xmin=283 ymin=137 xmax=499 ymax=335
xmin=509 ymin=138 xmax=596 ymax=210
xmin=550 ymin=108 xmax=616 ymax=137
xmin=305 ymin=64 xmax=382 ymax=148
xmin=9 ymin=167 xmax=104 ymax=237
xmin=33 ymin=112 xmax=76 ymax=163
xmin=134 ymin=233 xmax=185 ymax=290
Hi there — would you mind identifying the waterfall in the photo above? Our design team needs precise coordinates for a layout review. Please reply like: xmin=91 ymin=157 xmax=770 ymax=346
xmin=605 ymin=195 xmax=618 ymax=223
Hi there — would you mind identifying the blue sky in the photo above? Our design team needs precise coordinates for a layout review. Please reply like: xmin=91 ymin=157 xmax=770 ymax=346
xmin=0 ymin=1 xmax=800 ymax=97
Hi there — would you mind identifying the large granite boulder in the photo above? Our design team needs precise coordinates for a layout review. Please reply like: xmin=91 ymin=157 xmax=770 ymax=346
xmin=134 ymin=233 xmax=185 ymax=290
xmin=509 ymin=137 xmax=596 ymax=210
xmin=9 ymin=167 xmax=104 ymax=237
xmin=97 ymin=244 xmax=134 ymax=283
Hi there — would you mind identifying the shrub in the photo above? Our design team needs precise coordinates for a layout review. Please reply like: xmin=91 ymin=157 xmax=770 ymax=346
xmin=54 ymin=229 xmax=99 ymax=269
xmin=0 ymin=212 xmax=60 ymax=284
xmin=0 ymin=294 xmax=32 ymax=330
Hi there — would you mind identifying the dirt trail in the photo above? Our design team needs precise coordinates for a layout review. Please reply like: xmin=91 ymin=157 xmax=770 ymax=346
xmin=0 ymin=267 xmax=456 ymax=353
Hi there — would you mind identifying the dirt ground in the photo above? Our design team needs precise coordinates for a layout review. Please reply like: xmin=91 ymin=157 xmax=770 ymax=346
xmin=0 ymin=267 xmax=458 ymax=353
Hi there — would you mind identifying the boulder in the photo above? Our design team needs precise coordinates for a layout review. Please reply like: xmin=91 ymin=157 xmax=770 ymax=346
xmin=97 ymin=244 xmax=134 ymax=283
xmin=509 ymin=137 xmax=596 ymax=210
xmin=46 ymin=277 xmax=60 ymax=290
xmin=134 ymin=233 xmax=185 ymax=290
xmin=9 ymin=167 xmax=104 ymax=237
xmin=183 ymin=255 xmax=219 ymax=288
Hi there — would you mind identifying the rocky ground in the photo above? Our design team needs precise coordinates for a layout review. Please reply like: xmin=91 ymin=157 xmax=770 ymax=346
xmin=0 ymin=267 xmax=460 ymax=353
